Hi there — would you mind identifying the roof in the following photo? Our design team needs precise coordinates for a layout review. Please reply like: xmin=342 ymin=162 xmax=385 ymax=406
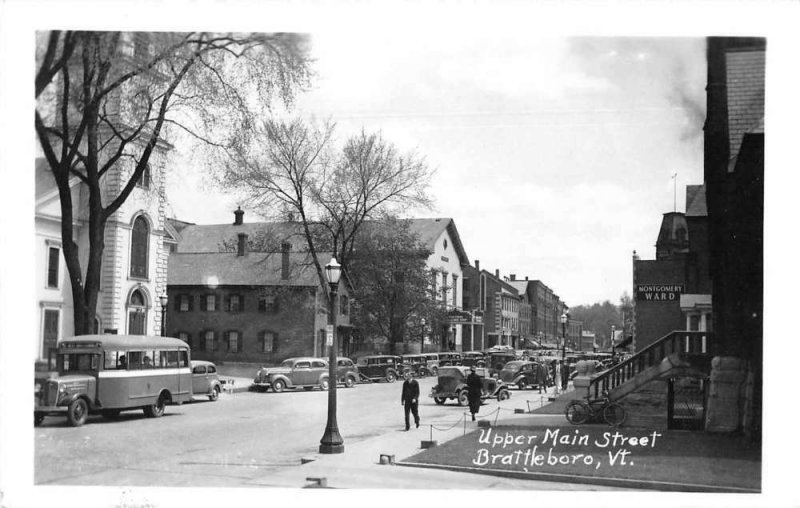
xmin=406 ymin=218 xmax=470 ymax=266
xmin=168 ymin=251 xmax=331 ymax=287
xmin=60 ymin=335 xmax=189 ymax=349
xmin=685 ymin=185 xmax=707 ymax=217
xmin=171 ymin=220 xmax=310 ymax=253
xmin=725 ymin=44 xmax=765 ymax=161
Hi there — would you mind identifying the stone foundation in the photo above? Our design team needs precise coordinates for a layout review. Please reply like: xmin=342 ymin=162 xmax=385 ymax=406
xmin=705 ymin=356 xmax=748 ymax=432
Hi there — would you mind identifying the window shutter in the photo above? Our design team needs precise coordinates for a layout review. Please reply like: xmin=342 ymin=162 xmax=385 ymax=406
xmin=258 ymin=331 xmax=265 ymax=352
xmin=199 ymin=331 xmax=206 ymax=351
xmin=274 ymin=333 xmax=279 ymax=354
xmin=174 ymin=296 xmax=181 ymax=312
xmin=212 ymin=331 xmax=217 ymax=351
xmin=200 ymin=295 xmax=206 ymax=312
xmin=240 ymin=294 xmax=245 ymax=312
xmin=237 ymin=332 xmax=243 ymax=352
xmin=188 ymin=295 xmax=194 ymax=312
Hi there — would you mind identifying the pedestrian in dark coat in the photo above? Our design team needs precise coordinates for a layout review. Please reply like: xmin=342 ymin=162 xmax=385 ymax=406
xmin=400 ymin=371 xmax=420 ymax=431
xmin=466 ymin=365 xmax=483 ymax=421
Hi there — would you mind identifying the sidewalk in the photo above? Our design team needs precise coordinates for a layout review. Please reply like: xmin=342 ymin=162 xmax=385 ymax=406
xmin=400 ymin=391 xmax=762 ymax=493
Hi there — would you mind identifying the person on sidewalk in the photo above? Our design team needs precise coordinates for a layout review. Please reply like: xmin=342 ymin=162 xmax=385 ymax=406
xmin=535 ymin=361 xmax=548 ymax=394
xmin=466 ymin=365 xmax=483 ymax=421
xmin=552 ymin=360 xmax=561 ymax=396
xmin=400 ymin=371 xmax=420 ymax=431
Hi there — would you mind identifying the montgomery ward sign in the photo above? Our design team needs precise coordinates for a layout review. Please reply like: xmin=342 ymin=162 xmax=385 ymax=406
xmin=636 ymin=284 xmax=684 ymax=302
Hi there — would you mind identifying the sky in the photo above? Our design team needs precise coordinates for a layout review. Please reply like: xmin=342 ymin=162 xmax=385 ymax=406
xmin=167 ymin=33 xmax=707 ymax=307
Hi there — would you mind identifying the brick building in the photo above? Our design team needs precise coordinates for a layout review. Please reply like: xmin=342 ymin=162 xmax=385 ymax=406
xmin=632 ymin=187 xmax=713 ymax=352
xmin=165 ymin=215 xmax=351 ymax=364
xmin=461 ymin=261 xmax=520 ymax=350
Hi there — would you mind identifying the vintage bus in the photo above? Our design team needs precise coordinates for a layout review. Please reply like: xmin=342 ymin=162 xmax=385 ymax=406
xmin=34 ymin=335 xmax=192 ymax=427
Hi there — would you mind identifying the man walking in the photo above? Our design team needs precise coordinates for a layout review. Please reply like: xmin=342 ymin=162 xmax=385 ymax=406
xmin=401 ymin=371 xmax=420 ymax=431
xmin=466 ymin=365 xmax=483 ymax=421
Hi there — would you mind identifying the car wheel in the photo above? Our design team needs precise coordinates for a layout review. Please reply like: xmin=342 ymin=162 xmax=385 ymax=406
xmin=434 ymin=397 xmax=446 ymax=405
xmin=345 ymin=376 xmax=356 ymax=388
xmin=272 ymin=379 xmax=286 ymax=393
xmin=34 ymin=412 xmax=45 ymax=426
xmin=517 ymin=380 xmax=527 ymax=390
xmin=431 ymin=367 xmax=438 ymax=376
xmin=497 ymin=389 xmax=510 ymax=401
xmin=457 ymin=390 xmax=468 ymax=406
xmin=209 ymin=386 xmax=220 ymax=401
xmin=320 ymin=378 xmax=330 ymax=391
xmin=144 ymin=395 xmax=166 ymax=418
xmin=385 ymin=371 xmax=396 ymax=383
xmin=67 ymin=398 xmax=89 ymax=427
xmin=303 ymin=386 xmax=314 ymax=391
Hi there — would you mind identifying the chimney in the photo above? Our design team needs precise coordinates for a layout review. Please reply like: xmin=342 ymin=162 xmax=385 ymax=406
xmin=233 ymin=207 xmax=244 ymax=226
xmin=281 ymin=242 xmax=290 ymax=279
xmin=510 ymin=274 xmax=516 ymax=281
xmin=237 ymin=233 xmax=248 ymax=256
xmin=475 ymin=259 xmax=480 ymax=271
xmin=495 ymin=269 xmax=500 ymax=278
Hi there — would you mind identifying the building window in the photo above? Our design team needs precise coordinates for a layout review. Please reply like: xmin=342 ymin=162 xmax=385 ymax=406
xmin=42 ymin=307 xmax=60 ymax=356
xmin=136 ymin=164 xmax=151 ymax=189
xmin=46 ymin=245 xmax=60 ymax=288
xmin=258 ymin=295 xmax=278 ymax=313
xmin=178 ymin=332 xmax=192 ymax=349
xmin=689 ymin=315 xmax=700 ymax=331
xmin=205 ymin=294 xmax=216 ymax=312
xmin=260 ymin=331 xmax=275 ymax=353
xmin=176 ymin=294 xmax=192 ymax=312
xmin=452 ymin=274 xmax=458 ymax=306
xmin=228 ymin=294 xmax=242 ymax=313
xmin=227 ymin=331 xmax=240 ymax=352
xmin=127 ymin=289 xmax=147 ymax=335
xmin=204 ymin=330 xmax=215 ymax=352
xmin=441 ymin=272 xmax=448 ymax=302
xmin=130 ymin=215 xmax=149 ymax=279
xmin=339 ymin=295 xmax=349 ymax=316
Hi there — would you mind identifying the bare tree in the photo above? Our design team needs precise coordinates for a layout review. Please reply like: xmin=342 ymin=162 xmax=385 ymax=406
xmin=222 ymin=118 xmax=434 ymax=310
xmin=35 ymin=31 xmax=312 ymax=334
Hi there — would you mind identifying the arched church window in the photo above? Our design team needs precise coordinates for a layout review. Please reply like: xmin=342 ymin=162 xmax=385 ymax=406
xmin=128 ymin=288 xmax=147 ymax=335
xmin=130 ymin=216 xmax=149 ymax=279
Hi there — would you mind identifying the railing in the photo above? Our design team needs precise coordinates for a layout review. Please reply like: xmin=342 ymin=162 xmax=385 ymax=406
xmin=589 ymin=331 xmax=716 ymax=400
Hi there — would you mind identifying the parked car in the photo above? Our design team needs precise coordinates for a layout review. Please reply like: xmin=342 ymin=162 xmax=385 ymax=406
xmin=401 ymin=354 xmax=430 ymax=377
xmin=423 ymin=353 xmax=440 ymax=376
xmin=497 ymin=360 xmax=549 ymax=390
xmin=333 ymin=357 xmax=360 ymax=387
xmin=252 ymin=357 xmax=331 ymax=393
xmin=429 ymin=366 xmax=510 ymax=406
xmin=355 ymin=355 xmax=402 ymax=382
xmin=191 ymin=360 xmax=222 ymax=401
xmin=437 ymin=352 xmax=463 ymax=366
xmin=486 ymin=350 xmax=517 ymax=375
xmin=461 ymin=351 xmax=487 ymax=368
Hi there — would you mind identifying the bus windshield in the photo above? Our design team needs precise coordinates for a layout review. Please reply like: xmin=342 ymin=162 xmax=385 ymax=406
xmin=59 ymin=353 xmax=100 ymax=372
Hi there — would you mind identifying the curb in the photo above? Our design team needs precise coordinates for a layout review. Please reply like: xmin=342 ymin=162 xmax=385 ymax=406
xmin=394 ymin=460 xmax=760 ymax=493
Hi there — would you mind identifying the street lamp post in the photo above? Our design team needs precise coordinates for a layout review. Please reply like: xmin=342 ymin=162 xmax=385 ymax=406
xmin=320 ymin=257 xmax=344 ymax=454
xmin=560 ymin=312 xmax=568 ymax=390
xmin=160 ymin=294 xmax=169 ymax=337
xmin=421 ymin=318 xmax=426 ymax=354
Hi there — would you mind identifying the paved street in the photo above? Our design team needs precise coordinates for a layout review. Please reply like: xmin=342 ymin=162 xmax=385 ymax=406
xmin=34 ymin=376 xmax=561 ymax=487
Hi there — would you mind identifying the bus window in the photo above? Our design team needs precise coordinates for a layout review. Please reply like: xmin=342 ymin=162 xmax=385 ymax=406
xmin=165 ymin=350 xmax=179 ymax=368
xmin=104 ymin=351 xmax=128 ymax=370
xmin=61 ymin=353 xmax=99 ymax=372
xmin=128 ymin=351 xmax=143 ymax=370
xmin=179 ymin=350 xmax=189 ymax=368
xmin=152 ymin=350 xmax=166 ymax=368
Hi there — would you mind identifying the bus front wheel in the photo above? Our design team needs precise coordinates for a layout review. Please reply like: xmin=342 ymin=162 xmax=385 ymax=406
xmin=67 ymin=398 xmax=88 ymax=427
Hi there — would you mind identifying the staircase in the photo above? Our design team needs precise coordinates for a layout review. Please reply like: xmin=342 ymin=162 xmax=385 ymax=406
xmin=588 ymin=330 xmax=716 ymax=401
